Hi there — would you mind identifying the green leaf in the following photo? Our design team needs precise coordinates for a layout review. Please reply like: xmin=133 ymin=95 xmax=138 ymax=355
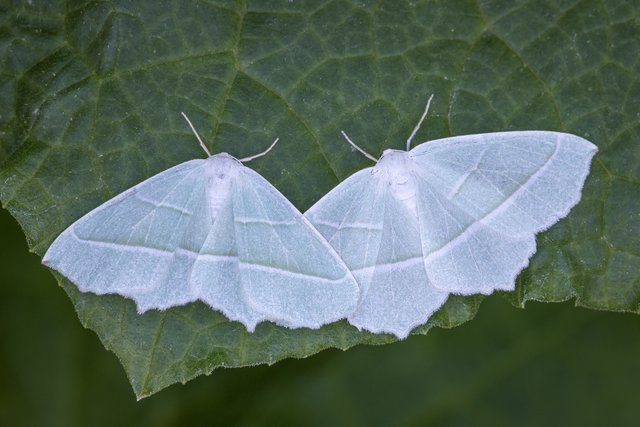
xmin=1 ymin=0 xmax=638 ymax=398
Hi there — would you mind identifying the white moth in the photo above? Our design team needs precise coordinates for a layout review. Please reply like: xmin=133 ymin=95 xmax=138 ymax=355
xmin=43 ymin=114 xmax=360 ymax=332
xmin=305 ymin=95 xmax=597 ymax=339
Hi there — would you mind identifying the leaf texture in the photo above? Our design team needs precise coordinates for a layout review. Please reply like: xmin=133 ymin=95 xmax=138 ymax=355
xmin=0 ymin=0 xmax=638 ymax=397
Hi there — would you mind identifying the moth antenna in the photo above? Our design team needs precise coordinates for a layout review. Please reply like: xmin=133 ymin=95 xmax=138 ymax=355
xmin=181 ymin=112 xmax=212 ymax=157
xmin=239 ymin=138 xmax=279 ymax=163
xmin=406 ymin=94 xmax=434 ymax=151
xmin=341 ymin=130 xmax=377 ymax=162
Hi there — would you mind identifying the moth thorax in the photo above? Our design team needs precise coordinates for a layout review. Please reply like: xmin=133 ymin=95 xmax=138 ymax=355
xmin=204 ymin=154 xmax=241 ymax=220
xmin=376 ymin=149 xmax=418 ymax=217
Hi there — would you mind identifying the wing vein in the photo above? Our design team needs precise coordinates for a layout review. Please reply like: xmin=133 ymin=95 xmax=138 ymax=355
xmin=424 ymin=139 xmax=560 ymax=260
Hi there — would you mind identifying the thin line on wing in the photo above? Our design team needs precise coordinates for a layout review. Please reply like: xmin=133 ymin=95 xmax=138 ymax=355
xmin=451 ymin=176 xmax=542 ymax=231
xmin=418 ymin=181 xmax=469 ymax=287
xmin=312 ymin=218 xmax=383 ymax=232
xmin=361 ymin=185 xmax=384 ymax=272
xmin=135 ymin=193 xmax=194 ymax=215
xmin=239 ymin=261 xmax=348 ymax=283
xmin=76 ymin=167 xmax=203 ymax=291
xmin=246 ymin=176 xmax=298 ymax=271
xmin=352 ymin=256 xmax=423 ymax=276
xmin=234 ymin=217 xmax=296 ymax=226
xmin=74 ymin=167 xmax=201 ymax=284
xmin=71 ymin=228 xmax=240 ymax=263
xmin=197 ymin=253 xmax=239 ymax=262
xmin=425 ymin=139 xmax=560 ymax=261
xmin=447 ymin=146 xmax=490 ymax=199
xmin=71 ymin=228 xmax=179 ymax=257
xmin=476 ymin=168 xmax=558 ymax=213
xmin=326 ymin=180 xmax=370 ymax=244
xmin=137 ymin=168 xmax=201 ymax=245
xmin=161 ymin=172 xmax=213 ymax=299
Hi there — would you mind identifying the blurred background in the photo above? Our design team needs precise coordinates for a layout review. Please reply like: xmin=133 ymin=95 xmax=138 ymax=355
xmin=1 ymin=205 xmax=639 ymax=427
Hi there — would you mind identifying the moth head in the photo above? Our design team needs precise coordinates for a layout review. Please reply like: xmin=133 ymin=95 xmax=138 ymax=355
xmin=376 ymin=149 xmax=410 ymax=171
xmin=205 ymin=153 xmax=242 ymax=182
xmin=375 ymin=150 xmax=416 ymax=200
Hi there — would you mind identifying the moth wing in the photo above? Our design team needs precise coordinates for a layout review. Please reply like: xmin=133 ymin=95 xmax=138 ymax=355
xmin=410 ymin=131 xmax=596 ymax=294
xmin=229 ymin=167 xmax=361 ymax=330
xmin=43 ymin=160 xmax=211 ymax=310
xmin=306 ymin=169 xmax=448 ymax=338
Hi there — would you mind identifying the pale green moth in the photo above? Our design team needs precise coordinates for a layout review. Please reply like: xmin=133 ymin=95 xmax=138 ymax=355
xmin=43 ymin=114 xmax=360 ymax=332
xmin=305 ymin=96 xmax=597 ymax=339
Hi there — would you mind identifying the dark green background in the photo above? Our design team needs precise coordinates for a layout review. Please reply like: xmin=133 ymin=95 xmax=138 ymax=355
xmin=2 ymin=207 xmax=639 ymax=426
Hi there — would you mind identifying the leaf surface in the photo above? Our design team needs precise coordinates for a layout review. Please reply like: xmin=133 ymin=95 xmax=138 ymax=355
xmin=1 ymin=0 xmax=638 ymax=397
